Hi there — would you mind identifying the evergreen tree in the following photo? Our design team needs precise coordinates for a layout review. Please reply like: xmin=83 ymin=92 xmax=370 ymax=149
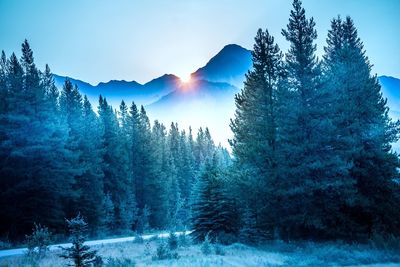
xmin=0 ymin=42 xmax=77 ymax=238
xmin=273 ymin=0 xmax=345 ymax=239
xmin=191 ymin=154 xmax=237 ymax=242
xmin=60 ymin=214 xmax=98 ymax=267
xmin=323 ymin=16 xmax=400 ymax=238
xmin=150 ymin=120 xmax=170 ymax=228
xmin=230 ymin=28 xmax=283 ymax=236
xmin=0 ymin=51 xmax=8 ymax=113
xmin=98 ymin=96 xmax=134 ymax=233
xmin=79 ymin=96 xmax=106 ymax=233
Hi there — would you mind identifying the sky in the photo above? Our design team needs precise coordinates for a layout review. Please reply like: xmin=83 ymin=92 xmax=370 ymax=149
xmin=0 ymin=0 xmax=399 ymax=85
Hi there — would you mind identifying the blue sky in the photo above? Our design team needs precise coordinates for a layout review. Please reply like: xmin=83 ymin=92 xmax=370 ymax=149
xmin=0 ymin=0 xmax=399 ymax=84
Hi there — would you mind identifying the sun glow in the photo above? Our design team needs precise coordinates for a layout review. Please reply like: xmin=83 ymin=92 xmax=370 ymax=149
xmin=179 ymin=73 xmax=192 ymax=84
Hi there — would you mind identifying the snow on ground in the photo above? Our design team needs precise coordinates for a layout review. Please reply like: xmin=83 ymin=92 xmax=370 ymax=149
xmin=0 ymin=231 xmax=191 ymax=259
xmin=1 ymin=235 xmax=400 ymax=266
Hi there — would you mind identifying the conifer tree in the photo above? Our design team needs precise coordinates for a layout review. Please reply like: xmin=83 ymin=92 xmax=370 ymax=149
xmin=191 ymin=154 xmax=237 ymax=242
xmin=99 ymin=96 xmax=134 ymax=232
xmin=60 ymin=214 xmax=98 ymax=267
xmin=0 ymin=42 xmax=77 ymax=238
xmin=323 ymin=16 xmax=400 ymax=238
xmin=230 ymin=28 xmax=283 ymax=235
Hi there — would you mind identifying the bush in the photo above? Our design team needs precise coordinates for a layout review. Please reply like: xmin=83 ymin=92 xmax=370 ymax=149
xmin=369 ymin=233 xmax=400 ymax=252
xmin=152 ymin=242 xmax=179 ymax=261
xmin=168 ymin=232 xmax=178 ymax=250
xmin=133 ymin=233 xmax=144 ymax=244
xmin=144 ymin=241 xmax=151 ymax=256
xmin=106 ymin=257 xmax=135 ymax=267
xmin=178 ymin=233 xmax=190 ymax=247
xmin=93 ymin=256 xmax=104 ymax=267
xmin=25 ymin=223 xmax=52 ymax=258
xmin=0 ymin=240 xmax=11 ymax=250
xmin=217 ymin=232 xmax=237 ymax=245
xmin=201 ymin=234 xmax=212 ymax=255
xmin=214 ymin=243 xmax=225 ymax=256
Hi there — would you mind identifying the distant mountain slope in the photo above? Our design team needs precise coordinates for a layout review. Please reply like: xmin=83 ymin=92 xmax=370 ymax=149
xmin=146 ymin=80 xmax=239 ymax=146
xmin=192 ymin=44 xmax=252 ymax=88
xmin=379 ymin=76 xmax=400 ymax=119
xmin=53 ymin=74 xmax=179 ymax=108
xmin=378 ymin=76 xmax=400 ymax=151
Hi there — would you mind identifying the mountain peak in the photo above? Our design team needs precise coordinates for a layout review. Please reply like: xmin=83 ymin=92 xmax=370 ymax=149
xmin=221 ymin=43 xmax=248 ymax=52
xmin=192 ymin=43 xmax=252 ymax=87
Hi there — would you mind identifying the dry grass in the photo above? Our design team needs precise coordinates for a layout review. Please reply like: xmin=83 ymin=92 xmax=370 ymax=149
xmin=1 ymin=238 xmax=400 ymax=266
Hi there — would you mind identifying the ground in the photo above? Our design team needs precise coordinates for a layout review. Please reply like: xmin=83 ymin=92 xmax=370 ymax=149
xmin=1 ymin=236 xmax=399 ymax=266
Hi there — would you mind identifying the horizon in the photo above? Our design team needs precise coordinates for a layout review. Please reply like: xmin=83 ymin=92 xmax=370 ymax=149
xmin=1 ymin=0 xmax=399 ymax=85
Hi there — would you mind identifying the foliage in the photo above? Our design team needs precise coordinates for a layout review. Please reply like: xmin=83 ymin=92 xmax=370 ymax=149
xmin=25 ymin=223 xmax=52 ymax=258
xmin=105 ymin=257 xmax=135 ymax=267
xmin=168 ymin=231 xmax=178 ymax=250
xmin=152 ymin=242 xmax=179 ymax=261
xmin=191 ymin=154 xmax=238 ymax=242
xmin=60 ymin=214 xmax=98 ymax=267
xmin=200 ymin=234 xmax=212 ymax=255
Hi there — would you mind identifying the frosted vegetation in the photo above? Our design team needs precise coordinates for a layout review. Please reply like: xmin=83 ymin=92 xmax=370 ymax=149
xmin=1 ymin=0 xmax=400 ymax=266
xmin=1 ymin=234 xmax=400 ymax=266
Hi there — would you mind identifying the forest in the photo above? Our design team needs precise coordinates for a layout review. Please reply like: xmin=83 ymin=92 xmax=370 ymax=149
xmin=1 ymin=0 xmax=400 ymax=256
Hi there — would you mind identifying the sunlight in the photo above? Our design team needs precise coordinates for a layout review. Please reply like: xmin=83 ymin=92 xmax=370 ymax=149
xmin=179 ymin=73 xmax=192 ymax=84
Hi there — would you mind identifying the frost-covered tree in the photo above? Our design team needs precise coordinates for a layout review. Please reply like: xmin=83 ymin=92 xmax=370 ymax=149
xmin=230 ymin=27 xmax=283 ymax=236
xmin=60 ymin=214 xmax=98 ymax=267
xmin=0 ymin=41 xmax=77 ymax=238
xmin=191 ymin=154 xmax=237 ymax=242
xmin=323 ymin=16 xmax=400 ymax=238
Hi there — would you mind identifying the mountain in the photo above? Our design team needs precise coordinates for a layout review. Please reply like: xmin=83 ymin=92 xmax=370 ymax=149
xmin=53 ymin=74 xmax=180 ymax=108
xmin=146 ymin=80 xmax=238 ymax=145
xmin=379 ymin=76 xmax=400 ymax=119
xmin=52 ymin=44 xmax=400 ymax=149
xmin=378 ymin=76 xmax=400 ymax=151
xmin=192 ymin=44 xmax=252 ymax=88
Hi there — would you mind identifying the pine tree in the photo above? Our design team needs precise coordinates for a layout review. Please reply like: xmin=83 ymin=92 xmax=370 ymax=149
xmin=78 ymin=96 xmax=106 ymax=233
xmin=150 ymin=120 xmax=170 ymax=228
xmin=230 ymin=28 xmax=283 ymax=236
xmin=191 ymin=154 xmax=237 ymax=242
xmin=323 ymin=16 xmax=400 ymax=238
xmin=272 ymin=0 xmax=345 ymax=239
xmin=0 ymin=51 xmax=8 ymax=113
xmin=60 ymin=214 xmax=98 ymax=267
xmin=0 ymin=42 xmax=77 ymax=238
xmin=98 ymin=96 xmax=133 ymax=233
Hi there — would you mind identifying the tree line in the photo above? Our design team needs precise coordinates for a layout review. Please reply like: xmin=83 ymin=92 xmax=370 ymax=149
xmin=0 ymin=40 xmax=230 ymax=241
xmin=1 ymin=0 xmax=400 ymax=244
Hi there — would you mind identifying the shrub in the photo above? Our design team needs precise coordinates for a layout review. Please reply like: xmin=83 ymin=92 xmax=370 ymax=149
xmin=144 ymin=241 xmax=151 ymax=256
xmin=214 ymin=243 xmax=225 ymax=256
xmin=370 ymin=233 xmax=400 ymax=252
xmin=168 ymin=232 xmax=178 ymax=250
xmin=201 ymin=234 xmax=212 ymax=255
xmin=25 ymin=223 xmax=52 ymax=258
xmin=217 ymin=232 xmax=237 ymax=245
xmin=133 ymin=233 xmax=144 ymax=244
xmin=0 ymin=240 xmax=11 ymax=250
xmin=152 ymin=242 xmax=179 ymax=261
xmin=178 ymin=233 xmax=190 ymax=247
xmin=106 ymin=257 xmax=135 ymax=267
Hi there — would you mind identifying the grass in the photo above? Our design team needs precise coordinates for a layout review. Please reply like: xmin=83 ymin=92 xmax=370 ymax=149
xmin=1 ymin=237 xmax=400 ymax=266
